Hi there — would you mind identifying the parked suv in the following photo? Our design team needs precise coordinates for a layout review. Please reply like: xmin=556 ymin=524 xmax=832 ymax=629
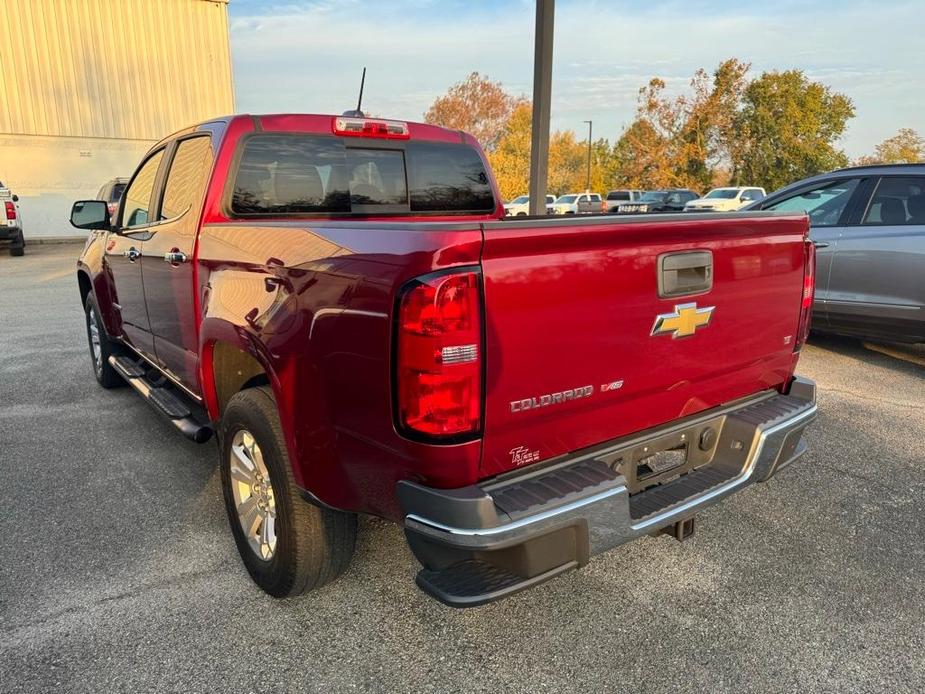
xmin=615 ymin=189 xmax=699 ymax=214
xmin=604 ymin=189 xmax=643 ymax=213
xmin=548 ymin=192 xmax=603 ymax=215
xmin=748 ymin=164 xmax=925 ymax=342
xmin=0 ymin=182 xmax=24 ymax=256
xmin=684 ymin=187 xmax=765 ymax=212
xmin=504 ymin=194 xmax=555 ymax=216
xmin=96 ymin=177 xmax=129 ymax=221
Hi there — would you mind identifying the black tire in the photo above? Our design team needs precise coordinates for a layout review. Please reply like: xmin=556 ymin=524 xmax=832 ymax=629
xmin=220 ymin=386 xmax=357 ymax=597
xmin=84 ymin=293 xmax=124 ymax=388
xmin=10 ymin=236 xmax=24 ymax=256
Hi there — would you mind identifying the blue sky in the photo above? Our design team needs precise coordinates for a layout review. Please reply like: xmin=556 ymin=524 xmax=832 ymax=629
xmin=227 ymin=0 xmax=924 ymax=158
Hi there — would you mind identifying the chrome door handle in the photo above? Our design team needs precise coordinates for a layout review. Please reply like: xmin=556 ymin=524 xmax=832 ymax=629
xmin=124 ymin=247 xmax=141 ymax=261
xmin=813 ymin=241 xmax=830 ymax=249
xmin=164 ymin=251 xmax=188 ymax=264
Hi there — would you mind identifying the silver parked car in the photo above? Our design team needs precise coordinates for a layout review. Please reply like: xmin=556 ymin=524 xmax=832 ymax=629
xmin=749 ymin=164 xmax=925 ymax=342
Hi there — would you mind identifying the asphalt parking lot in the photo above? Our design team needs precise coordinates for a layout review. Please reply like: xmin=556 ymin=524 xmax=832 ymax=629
xmin=2 ymin=243 xmax=923 ymax=694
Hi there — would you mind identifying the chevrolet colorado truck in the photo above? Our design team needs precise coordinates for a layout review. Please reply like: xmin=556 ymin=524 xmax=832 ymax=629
xmin=71 ymin=113 xmax=818 ymax=607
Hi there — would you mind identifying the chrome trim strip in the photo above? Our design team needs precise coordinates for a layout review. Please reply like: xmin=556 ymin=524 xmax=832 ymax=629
xmin=309 ymin=308 xmax=388 ymax=339
xmin=120 ymin=342 xmax=203 ymax=404
xmin=631 ymin=403 xmax=817 ymax=530
xmin=405 ymin=485 xmax=627 ymax=537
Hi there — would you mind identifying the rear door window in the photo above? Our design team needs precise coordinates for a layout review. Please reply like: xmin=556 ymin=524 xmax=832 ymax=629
xmin=765 ymin=178 xmax=860 ymax=227
xmin=160 ymin=137 xmax=214 ymax=221
xmin=863 ymin=177 xmax=925 ymax=225
xmin=231 ymin=135 xmax=494 ymax=216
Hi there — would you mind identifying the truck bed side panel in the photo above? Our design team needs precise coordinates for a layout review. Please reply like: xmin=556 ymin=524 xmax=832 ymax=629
xmin=196 ymin=221 xmax=483 ymax=519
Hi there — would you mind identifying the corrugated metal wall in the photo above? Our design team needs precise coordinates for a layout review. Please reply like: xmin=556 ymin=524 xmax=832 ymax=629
xmin=0 ymin=0 xmax=234 ymax=140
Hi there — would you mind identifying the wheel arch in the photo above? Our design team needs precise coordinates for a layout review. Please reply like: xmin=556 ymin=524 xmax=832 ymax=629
xmin=205 ymin=339 xmax=274 ymax=420
xmin=77 ymin=269 xmax=93 ymax=308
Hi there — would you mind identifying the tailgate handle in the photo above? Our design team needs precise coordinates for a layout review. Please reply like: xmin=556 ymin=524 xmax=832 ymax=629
xmin=658 ymin=251 xmax=713 ymax=298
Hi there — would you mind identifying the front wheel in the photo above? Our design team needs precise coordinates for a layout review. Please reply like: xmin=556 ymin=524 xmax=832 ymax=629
xmin=220 ymin=386 xmax=357 ymax=597
xmin=84 ymin=293 xmax=124 ymax=388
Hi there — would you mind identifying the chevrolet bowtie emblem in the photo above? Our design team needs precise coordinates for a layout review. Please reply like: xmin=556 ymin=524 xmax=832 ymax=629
xmin=651 ymin=303 xmax=714 ymax=338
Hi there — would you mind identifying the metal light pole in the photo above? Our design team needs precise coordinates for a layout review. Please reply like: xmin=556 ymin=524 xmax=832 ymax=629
xmin=583 ymin=120 xmax=592 ymax=192
xmin=528 ymin=0 xmax=554 ymax=215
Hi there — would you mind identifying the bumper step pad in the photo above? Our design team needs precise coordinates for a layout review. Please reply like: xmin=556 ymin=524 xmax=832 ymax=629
xmin=416 ymin=558 xmax=578 ymax=608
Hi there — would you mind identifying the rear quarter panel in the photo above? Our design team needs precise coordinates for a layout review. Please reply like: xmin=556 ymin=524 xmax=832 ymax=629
xmin=196 ymin=221 xmax=483 ymax=519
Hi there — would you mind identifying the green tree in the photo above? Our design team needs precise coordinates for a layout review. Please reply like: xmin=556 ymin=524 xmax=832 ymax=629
xmin=627 ymin=59 xmax=751 ymax=191
xmin=731 ymin=70 xmax=855 ymax=190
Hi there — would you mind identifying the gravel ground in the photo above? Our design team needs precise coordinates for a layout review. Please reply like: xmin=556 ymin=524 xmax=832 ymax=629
xmin=1 ymin=244 xmax=923 ymax=693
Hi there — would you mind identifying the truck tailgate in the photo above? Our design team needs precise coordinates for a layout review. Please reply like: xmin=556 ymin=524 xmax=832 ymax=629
xmin=479 ymin=212 xmax=809 ymax=477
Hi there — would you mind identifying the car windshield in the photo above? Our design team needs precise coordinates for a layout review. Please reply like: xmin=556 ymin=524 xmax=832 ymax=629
xmin=556 ymin=195 xmax=577 ymax=203
xmin=639 ymin=192 xmax=667 ymax=202
xmin=705 ymin=189 xmax=739 ymax=199
xmin=509 ymin=196 xmax=529 ymax=204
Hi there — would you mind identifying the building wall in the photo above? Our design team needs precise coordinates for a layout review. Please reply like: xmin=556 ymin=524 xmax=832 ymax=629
xmin=0 ymin=0 xmax=234 ymax=238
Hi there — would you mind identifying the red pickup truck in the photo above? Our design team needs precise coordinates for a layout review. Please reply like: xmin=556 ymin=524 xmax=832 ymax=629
xmin=71 ymin=113 xmax=817 ymax=607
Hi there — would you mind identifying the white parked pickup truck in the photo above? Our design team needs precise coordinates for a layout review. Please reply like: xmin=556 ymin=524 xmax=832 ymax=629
xmin=548 ymin=192 xmax=603 ymax=215
xmin=0 ymin=183 xmax=24 ymax=256
xmin=684 ymin=187 xmax=766 ymax=212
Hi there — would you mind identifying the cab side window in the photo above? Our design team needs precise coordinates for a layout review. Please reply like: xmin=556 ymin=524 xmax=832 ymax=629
xmin=160 ymin=137 xmax=214 ymax=221
xmin=121 ymin=150 xmax=165 ymax=228
xmin=863 ymin=177 xmax=925 ymax=226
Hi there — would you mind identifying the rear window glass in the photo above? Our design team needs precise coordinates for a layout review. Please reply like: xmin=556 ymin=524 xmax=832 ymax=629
xmin=607 ymin=191 xmax=630 ymax=201
xmin=406 ymin=142 xmax=493 ymax=212
xmin=230 ymin=134 xmax=493 ymax=216
xmin=111 ymin=183 xmax=127 ymax=201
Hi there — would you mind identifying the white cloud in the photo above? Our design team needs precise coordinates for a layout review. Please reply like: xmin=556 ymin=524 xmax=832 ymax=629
xmin=229 ymin=0 xmax=925 ymax=157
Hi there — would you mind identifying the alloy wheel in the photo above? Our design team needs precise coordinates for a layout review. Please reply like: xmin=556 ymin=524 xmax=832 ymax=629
xmin=229 ymin=429 xmax=278 ymax=560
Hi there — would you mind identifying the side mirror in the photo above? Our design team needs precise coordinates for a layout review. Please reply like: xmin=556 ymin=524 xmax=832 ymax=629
xmin=11 ymin=194 xmax=18 ymax=202
xmin=70 ymin=200 xmax=111 ymax=230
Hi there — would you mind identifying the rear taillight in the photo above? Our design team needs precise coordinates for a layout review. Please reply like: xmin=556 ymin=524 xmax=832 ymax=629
xmin=794 ymin=239 xmax=815 ymax=352
xmin=396 ymin=270 xmax=482 ymax=439
xmin=4 ymin=201 xmax=15 ymax=220
xmin=333 ymin=116 xmax=410 ymax=139
xmin=107 ymin=202 xmax=117 ymax=219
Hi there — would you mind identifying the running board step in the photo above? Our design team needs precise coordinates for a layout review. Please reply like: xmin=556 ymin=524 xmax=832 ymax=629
xmin=110 ymin=355 xmax=146 ymax=379
xmin=108 ymin=355 xmax=213 ymax=443
xmin=416 ymin=558 xmax=577 ymax=608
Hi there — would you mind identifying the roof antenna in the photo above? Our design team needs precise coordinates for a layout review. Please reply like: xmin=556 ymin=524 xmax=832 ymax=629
xmin=342 ymin=67 xmax=366 ymax=117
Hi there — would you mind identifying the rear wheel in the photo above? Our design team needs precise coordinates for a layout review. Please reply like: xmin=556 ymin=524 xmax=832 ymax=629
xmin=84 ymin=293 xmax=124 ymax=388
xmin=10 ymin=233 xmax=24 ymax=256
xmin=220 ymin=386 xmax=357 ymax=597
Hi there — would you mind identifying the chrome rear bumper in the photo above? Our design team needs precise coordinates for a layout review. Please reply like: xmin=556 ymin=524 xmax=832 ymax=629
xmin=400 ymin=377 xmax=817 ymax=607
